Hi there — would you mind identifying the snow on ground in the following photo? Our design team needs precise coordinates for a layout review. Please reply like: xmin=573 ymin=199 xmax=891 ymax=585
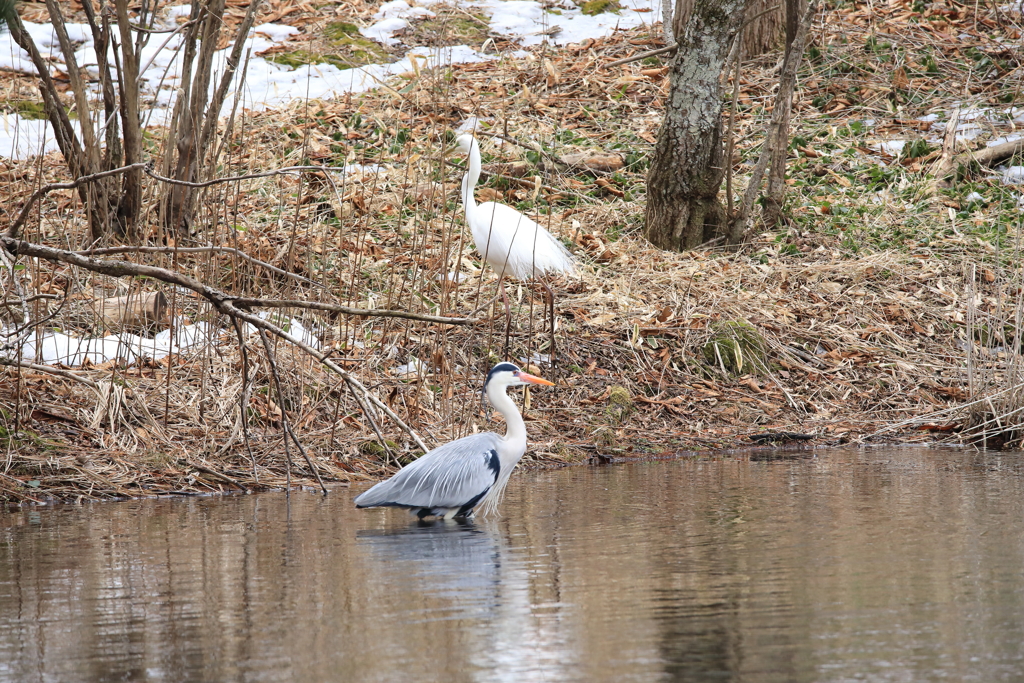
xmin=0 ymin=0 xmax=661 ymax=161
xmin=0 ymin=313 xmax=320 ymax=366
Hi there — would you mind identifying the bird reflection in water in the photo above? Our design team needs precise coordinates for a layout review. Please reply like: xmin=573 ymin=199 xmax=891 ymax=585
xmin=356 ymin=521 xmax=506 ymax=612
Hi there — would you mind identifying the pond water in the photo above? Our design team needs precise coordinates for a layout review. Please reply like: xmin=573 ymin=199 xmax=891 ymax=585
xmin=2 ymin=446 xmax=1024 ymax=682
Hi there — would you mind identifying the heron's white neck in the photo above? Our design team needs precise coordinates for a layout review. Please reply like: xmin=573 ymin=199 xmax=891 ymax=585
xmin=487 ymin=380 xmax=528 ymax=457
xmin=460 ymin=140 xmax=482 ymax=219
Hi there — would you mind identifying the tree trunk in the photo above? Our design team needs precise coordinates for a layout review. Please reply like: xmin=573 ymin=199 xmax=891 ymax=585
xmin=8 ymin=1 xmax=145 ymax=244
xmin=113 ymin=0 xmax=145 ymax=241
xmin=741 ymin=0 xmax=783 ymax=57
xmin=761 ymin=0 xmax=805 ymax=228
xmin=645 ymin=0 xmax=750 ymax=251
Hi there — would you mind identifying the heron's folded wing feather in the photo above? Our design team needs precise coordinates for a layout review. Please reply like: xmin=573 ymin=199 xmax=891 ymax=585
xmin=354 ymin=432 xmax=503 ymax=509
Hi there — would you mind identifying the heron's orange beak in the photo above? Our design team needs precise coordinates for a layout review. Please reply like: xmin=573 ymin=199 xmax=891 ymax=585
xmin=517 ymin=371 xmax=555 ymax=386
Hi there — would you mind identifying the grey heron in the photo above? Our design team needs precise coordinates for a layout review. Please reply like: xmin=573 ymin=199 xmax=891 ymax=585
xmin=354 ymin=362 xmax=555 ymax=519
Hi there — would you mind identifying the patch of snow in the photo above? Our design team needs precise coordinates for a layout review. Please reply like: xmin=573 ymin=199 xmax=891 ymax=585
xmin=524 ymin=352 xmax=551 ymax=366
xmin=165 ymin=5 xmax=193 ymax=19
xmin=2 ymin=0 xmax=661 ymax=161
xmin=1002 ymin=166 xmax=1024 ymax=185
xmin=393 ymin=357 xmax=426 ymax=377
xmin=964 ymin=191 xmax=985 ymax=203
xmin=363 ymin=1 xmax=437 ymax=45
xmin=477 ymin=0 xmax=661 ymax=47
xmin=252 ymin=23 xmax=301 ymax=42
xmin=438 ymin=271 xmax=467 ymax=282
xmin=0 ymin=115 xmax=79 ymax=159
xmin=1 ymin=320 xmax=218 ymax=366
xmin=1 ymin=312 xmax=318 ymax=367
xmin=362 ymin=17 xmax=411 ymax=45
xmin=988 ymin=134 xmax=1024 ymax=147
xmin=457 ymin=116 xmax=487 ymax=134
xmin=873 ymin=140 xmax=906 ymax=155
xmin=918 ymin=113 xmax=941 ymax=123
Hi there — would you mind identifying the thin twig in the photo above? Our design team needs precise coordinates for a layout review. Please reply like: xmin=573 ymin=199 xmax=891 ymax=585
xmin=232 ymin=297 xmax=473 ymax=325
xmin=80 ymin=245 xmax=324 ymax=288
xmin=1 ymin=235 xmax=432 ymax=452
xmin=6 ymin=162 xmax=148 ymax=240
xmin=259 ymin=329 xmax=327 ymax=494
xmin=0 ymin=357 xmax=100 ymax=388
xmin=227 ymin=318 xmax=258 ymax=479
xmin=143 ymin=164 xmax=364 ymax=189
xmin=344 ymin=374 xmax=401 ymax=469
xmin=729 ymin=0 xmax=817 ymax=238
xmin=602 ymin=44 xmax=677 ymax=70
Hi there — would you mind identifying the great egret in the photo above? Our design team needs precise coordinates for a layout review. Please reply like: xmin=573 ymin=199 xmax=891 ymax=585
xmin=354 ymin=362 xmax=554 ymax=519
xmin=452 ymin=133 xmax=576 ymax=362
xmin=454 ymin=134 xmax=576 ymax=281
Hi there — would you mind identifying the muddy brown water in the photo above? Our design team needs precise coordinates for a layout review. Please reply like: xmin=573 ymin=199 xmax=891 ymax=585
xmin=2 ymin=446 xmax=1024 ymax=682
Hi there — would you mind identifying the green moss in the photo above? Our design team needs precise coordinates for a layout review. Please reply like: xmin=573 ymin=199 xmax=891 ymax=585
xmin=398 ymin=450 xmax=425 ymax=466
xmin=358 ymin=439 xmax=400 ymax=459
xmin=415 ymin=13 xmax=490 ymax=45
xmin=267 ymin=25 xmax=388 ymax=70
xmin=973 ymin=323 xmax=1023 ymax=352
xmin=702 ymin=320 xmax=769 ymax=375
xmin=324 ymin=21 xmax=360 ymax=39
xmin=581 ymin=0 xmax=620 ymax=15
xmin=3 ymin=100 xmax=54 ymax=120
xmin=605 ymin=385 xmax=634 ymax=425
xmin=592 ymin=425 xmax=618 ymax=447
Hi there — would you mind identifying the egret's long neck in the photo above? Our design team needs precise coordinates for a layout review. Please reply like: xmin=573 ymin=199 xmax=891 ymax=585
xmin=461 ymin=141 xmax=482 ymax=218
xmin=487 ymin=381 xmax=527 ymax=453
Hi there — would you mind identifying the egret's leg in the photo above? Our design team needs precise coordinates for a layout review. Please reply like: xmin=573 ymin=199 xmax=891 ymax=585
xmin=542 ymin=279 xmax=557 ymax=371
xmin=501 ymin=279 xmax=513 ymax=361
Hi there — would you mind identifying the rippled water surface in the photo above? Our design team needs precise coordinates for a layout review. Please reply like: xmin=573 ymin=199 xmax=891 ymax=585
xmin=3 ymin=447 xmax=1024 ymax=682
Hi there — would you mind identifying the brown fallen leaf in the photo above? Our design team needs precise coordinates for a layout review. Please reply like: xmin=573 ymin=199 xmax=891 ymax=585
xmin=561 ymin=152 xmax=625 ymax=173
xmin=594 ymin=177 xmax=625 ymax=197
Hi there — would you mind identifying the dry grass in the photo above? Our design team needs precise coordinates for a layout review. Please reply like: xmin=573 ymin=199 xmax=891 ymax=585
xmin=3 ymin=0 xmax=1024 ymax=504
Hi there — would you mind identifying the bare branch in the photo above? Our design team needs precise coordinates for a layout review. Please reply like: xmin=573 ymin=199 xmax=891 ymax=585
xmin=258 ymin=329 xmax=328 ymax=494
xmin=602 ymin=44 xmax=677 ymax=70
xmin=80 ymin=245 xmax=325 ymax=289
xmin=0 ymin=357 xmax=100 ymax=388
xmin=6 ymin=163 xmax=148 ymax=240
xmin=221 ymin=301 xmax=431 ymax=453
xmin=144 ymin=164 xmax=363 ymax=189
xmin=232 ymin=298 xmax=472 ymax=325
xmin=1 ymin=234 xmax=434 ymax=451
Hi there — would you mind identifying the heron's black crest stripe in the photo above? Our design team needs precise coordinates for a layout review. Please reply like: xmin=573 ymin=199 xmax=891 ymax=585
xmin=457 ymin=486 xmax=491 ymax=517
xmin=485 ymin=449 xmax=500 ymax=480
xmin=485 ymin=362 xmax=521 ymax=388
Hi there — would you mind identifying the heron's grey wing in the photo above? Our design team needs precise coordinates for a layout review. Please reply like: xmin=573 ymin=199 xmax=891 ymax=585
xmin=354 ymin=432 xmax=503 ymax=509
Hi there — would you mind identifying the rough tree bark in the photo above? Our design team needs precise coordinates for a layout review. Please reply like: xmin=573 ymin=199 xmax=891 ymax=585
xmin=730 ymin=0 xmax=815 ymax=238
xmin=761 ymin=0 xmax=804 ymax=228
xmin=645 ymin=0 xmax=751 ymax=251
xmin=159 ymin=0 xmax=262 ymax=235
xmin=6 ymin=0 xmax=147 ymax=243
